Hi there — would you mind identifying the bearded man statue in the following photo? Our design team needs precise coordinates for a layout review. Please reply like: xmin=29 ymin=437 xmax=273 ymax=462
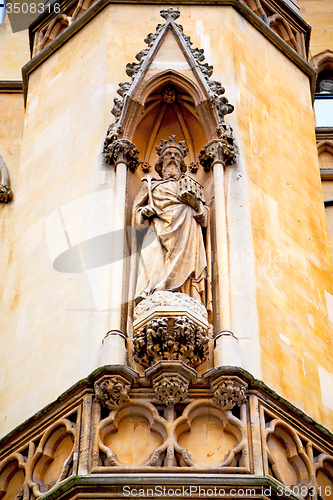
xmin=132 ymin=136 xmax=212 ymax=322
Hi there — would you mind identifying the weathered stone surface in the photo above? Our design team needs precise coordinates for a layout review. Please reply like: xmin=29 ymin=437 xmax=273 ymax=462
xmin=133 ymin=291 xmax=208 ymax=322
xmin=94 ymin=376 xmax=131 ymax=410
xmin=133 ymin=313 xmax=209 ymax=369
xmin=133 ymin=136 xmax=212 ymax=318
xmin=211 ymin=377 xmax=248 ymax=410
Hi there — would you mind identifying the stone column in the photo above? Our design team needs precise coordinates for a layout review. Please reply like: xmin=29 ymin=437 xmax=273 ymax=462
xmin=100 ymin=138 xmax=139 ymax=365
xmin=199 ymin=124 xmax=242 ymax=367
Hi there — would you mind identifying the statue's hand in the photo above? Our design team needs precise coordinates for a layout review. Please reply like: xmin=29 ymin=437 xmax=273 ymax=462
xmin=141 ymin=205 xmax=157 ymax=218
xmin=179 ymin=190 xmax=201 ymax=211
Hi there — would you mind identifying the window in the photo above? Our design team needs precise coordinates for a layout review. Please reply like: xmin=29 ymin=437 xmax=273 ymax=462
xmin=315 ymin=71 xmax=333 ymax=128
xmin=0 ymin=0 xmax=6 ymax=23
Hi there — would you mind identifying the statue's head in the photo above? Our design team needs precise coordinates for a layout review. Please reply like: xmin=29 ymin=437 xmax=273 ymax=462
xmin=155 ymin=135 xmax=188 ymax=179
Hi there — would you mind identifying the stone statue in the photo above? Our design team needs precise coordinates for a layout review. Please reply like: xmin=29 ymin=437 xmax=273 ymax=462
xmin=132 ymin=136 xmax=212 ymax=321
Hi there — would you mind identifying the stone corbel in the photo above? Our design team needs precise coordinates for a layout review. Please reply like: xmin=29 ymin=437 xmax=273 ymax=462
xmin=204 ymin=372 xmax=248 ymax=410
xmin=94 ymin=368 xmax=138 ymax=410
xmin=0 ymin=155 xmax=13 ymax=203
xmin=212 ymin=377 xmax=247 ymax=410
xmin=146 ymin=361 xmax=197 ymax=407
xmin=103 ymin=138 xmax=140 ymax=172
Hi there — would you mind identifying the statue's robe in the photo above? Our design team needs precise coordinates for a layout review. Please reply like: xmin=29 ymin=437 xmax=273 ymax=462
xmin=133 ymin=177 xmax=212 ymax=322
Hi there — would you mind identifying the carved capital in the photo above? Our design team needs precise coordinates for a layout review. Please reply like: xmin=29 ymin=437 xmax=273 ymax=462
xmin=211 ymin=377 xmax=247 ymax=410
xmin=153 ymin=373 xmax=189 ymax=406
xmin=133 ymin=315 xmax=209 ymax=369
xmin=103 ymin=139 xmax=140 ymax=172
xmin=0 ymin=185 xmax=13 ymax=203
xmin=94 ymin=375 xmax=131 ymax=410
xmin=199 ymin=125 xmax=236 ymax=171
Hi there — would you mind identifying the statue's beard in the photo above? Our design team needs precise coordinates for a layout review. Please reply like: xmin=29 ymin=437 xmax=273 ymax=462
xmin=162 ymin=161 xmax=181 ymax=179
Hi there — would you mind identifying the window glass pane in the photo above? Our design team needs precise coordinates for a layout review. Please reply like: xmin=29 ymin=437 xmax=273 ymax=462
xmin=315 ymin=97 xmax=333 ymax=127
xmin=0 ymin=0 xmax=6 ymax=23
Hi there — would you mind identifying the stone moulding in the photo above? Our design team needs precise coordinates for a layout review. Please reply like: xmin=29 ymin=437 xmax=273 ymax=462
xmin=1 ymin=366 xmax=333 ymax=498
xmin=23 ymin=0 xmax=316 ymax=107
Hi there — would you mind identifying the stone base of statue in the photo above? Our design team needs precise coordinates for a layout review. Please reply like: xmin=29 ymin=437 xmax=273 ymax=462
xmin=133 ymin=291 xmax=210 ymax=369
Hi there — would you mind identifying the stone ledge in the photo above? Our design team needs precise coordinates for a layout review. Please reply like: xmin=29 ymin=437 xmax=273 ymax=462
xmin=23 ymin=474 xmax=302 ymax=500
xmin=1 ymin=364 xmax=333 ymax=498
xmin=0 ymin=80 xmax=23 ymax=92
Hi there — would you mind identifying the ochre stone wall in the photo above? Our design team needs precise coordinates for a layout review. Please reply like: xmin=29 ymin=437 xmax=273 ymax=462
xmin=0 ymin=14 xmax=29 ymax=339
xmin=1 ymin=3 xmax=333 ymax=440
xmin=217 ymin=7 xmax=333 ymax=428
xmin=298 ymin=0 xmax=333 ymax=56
xmin=0 ymin=92 xmax=25 ymax=306
xmin=0 ymin=15 xmax=29 ymax=80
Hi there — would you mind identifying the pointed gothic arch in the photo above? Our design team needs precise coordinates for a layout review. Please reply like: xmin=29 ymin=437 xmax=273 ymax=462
xmin=126 ymin=71 xmax=215 ymax=166
xmin=104 ymin=6 xmax=234 ymax=173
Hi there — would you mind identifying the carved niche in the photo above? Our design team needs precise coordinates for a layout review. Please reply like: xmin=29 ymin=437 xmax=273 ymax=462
xmin=264 ymin=413 xmax=313 ymax=488
xmin=103 ymin=7 xmax=235 ymax=166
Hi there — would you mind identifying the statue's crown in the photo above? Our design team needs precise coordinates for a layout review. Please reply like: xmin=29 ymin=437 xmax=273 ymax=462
xmin=155 ymin=135 xmax=189 ymax=158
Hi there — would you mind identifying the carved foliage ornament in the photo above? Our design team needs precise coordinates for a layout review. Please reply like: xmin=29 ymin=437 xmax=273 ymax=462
xmin=0 ymin=155 xmax=13 ymax=203
xmin=133 ymin=316 xmax=209 ymax=369
xmin=103 ymin=138 xmax=139 ymax=172
xmin=94 ymin=376 xmax=131 ymax=410
xmin=212 ymin=378 xmax=247 ymax=410
xmin=153 ymin=373 xmax=189 ymax=407
xmin=0 ymin=185 xmax=13 ymax=203
xmin=199 ymin=125 xmax=236 ymax=170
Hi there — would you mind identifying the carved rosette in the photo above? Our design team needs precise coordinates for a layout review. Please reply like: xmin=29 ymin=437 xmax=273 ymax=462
xmin=0 ymin=185 xmax=13 ymax=203
xmin=140 ymin=161 xmax=151 ymax=173
xmin=188 ymin=162 xmax=200 ymax=173
xmin=199 ymin=128 xmax=236 ymax=171
xmin=94 ymin=376 xmax=131 ymax=410
xmin=103 ymin=138 xmax=139 ymax=172
xmin=153 ymin=373 xmax=189 ymax=406
xmin=211 ymin=377 xmax=247 ymax=410
xmin=133 ymin=315 xmax=209 ymax=369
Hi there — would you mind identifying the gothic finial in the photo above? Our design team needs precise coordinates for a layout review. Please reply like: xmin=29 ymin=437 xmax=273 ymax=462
xmin=160 ymin=7 xmax=180 ymax=21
